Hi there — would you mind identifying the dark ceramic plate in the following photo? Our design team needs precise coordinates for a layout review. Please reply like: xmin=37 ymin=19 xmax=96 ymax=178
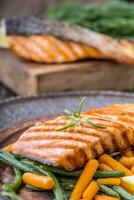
xmin=0 ymin=90 xmax=134 ymax=200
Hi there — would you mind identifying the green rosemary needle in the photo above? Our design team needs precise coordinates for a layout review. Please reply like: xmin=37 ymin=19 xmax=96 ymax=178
xmin=57 ymin=120 xmax=76 ymax=131
xmin=57 ymin=97 xmax=106 ymax=131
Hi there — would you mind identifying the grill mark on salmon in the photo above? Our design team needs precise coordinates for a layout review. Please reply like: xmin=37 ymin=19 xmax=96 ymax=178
xmin=86 ymin=105 xmax=134 ymax=146
xmin=27 ymin=124 xmax=115 ymax=153
xmin=85 ymin=115 xmax=130 ymax=144
xmin=90 ymin=114 xmax=133 ymax=146
xmin=13 ymin=103 xmax=134 ymax=170
xmin=17 ymin=129 xmax=104 ymax=158
xmin=2 ymin=16 xmax=134 ymax=64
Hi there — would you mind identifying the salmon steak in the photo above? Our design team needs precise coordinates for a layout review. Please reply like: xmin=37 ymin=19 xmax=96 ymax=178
xmin=1 ymin=16 xmax=134 ymax=64
xmin=13 ymin=103 xmax=134 ymax=171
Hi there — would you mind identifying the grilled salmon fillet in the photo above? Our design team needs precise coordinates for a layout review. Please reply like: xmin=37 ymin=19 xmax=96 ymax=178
xmin=2 ymin=16 xmax=134 ymax=64
xmin=6 ymin=35 xmax=103 ymax=63
xmin=12 ymin=103 xmax=134 ymax=171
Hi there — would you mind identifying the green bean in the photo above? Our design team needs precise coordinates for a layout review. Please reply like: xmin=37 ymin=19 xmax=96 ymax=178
xmin=1 ymin=167 xmax=22 ymax=200
xmin=60 ymin=182 xmax=75 ymax=191
xmin=58 ymin=177 xmax=76 ymax=191
xmin=21 ymin=160 xmax=82 ymax=177
xmin=94 ymin=170 xmax=125 ymax=179
xmin=112 ymin=186 xmax=134 ymax=200
xmin=63 ymin=191 xmax=71 ymax=200
xmin=14 ymin=160 xmax=63 ymax=200
xmin=2 ymin=168 xmax=22 ymax=192
xmin=0 ymin=150 xmax=32 ymax=172
xmin=0 ymin=149 xmax=64 ymax=200
xmin=38 ymin=167 xmax=64 ymax=200
xmin=99 ymin=184 xmax=120 ymax=198
xmin=1 ymin=191 xmax=21 ymax=200
xmin=58 ymin=177 xmax=77 ymax=184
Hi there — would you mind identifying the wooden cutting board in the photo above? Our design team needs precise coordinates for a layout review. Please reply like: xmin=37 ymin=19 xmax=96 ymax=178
xmin=0 ymin=49 xmax=134 ymax=95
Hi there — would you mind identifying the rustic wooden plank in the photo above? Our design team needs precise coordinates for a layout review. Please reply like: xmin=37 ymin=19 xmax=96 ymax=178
xmin=0 ymin=49 xmax=134 ymax=95
xmin=0 ymin=50 xmax=37 ymax=95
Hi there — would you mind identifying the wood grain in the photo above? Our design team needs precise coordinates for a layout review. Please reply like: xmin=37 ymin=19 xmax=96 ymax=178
xmin=0 ymin=49 xmax=134 ymax=95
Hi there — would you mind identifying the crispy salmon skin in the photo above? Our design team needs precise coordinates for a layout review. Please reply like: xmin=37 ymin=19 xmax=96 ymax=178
xmin=2 ymin=16 xmax=134 ymax=64
xmin=12 ymin=103 xmax=134 ymax=171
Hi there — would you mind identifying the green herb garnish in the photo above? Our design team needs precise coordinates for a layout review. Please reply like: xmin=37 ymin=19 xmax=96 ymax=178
xmin=57 ymin=97 xmax=106 ymax=131
xmin=47 ymin=0 xmax=134 ymax=39
xmin=0 ymin=149 xmax=64 ymax=200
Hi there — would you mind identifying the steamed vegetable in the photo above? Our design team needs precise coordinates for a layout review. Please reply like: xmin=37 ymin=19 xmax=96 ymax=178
xmin=99 ymin=184 xmax=120 ymax=198
xmin=112 ymin=186 xmax=134 ymax=200
xmin=1 ymin=167 xmax=22 ymax=200
xmin=21 ymin=159 xmax=82 ymax=177
xmin=1 ymin=192 xmax=21 ymax=200
xmin=82 ymin=181 xmax=99 ymax=199
xmin=22 ymin=172 xmax=55 ymax=190
xmin=97 ymin=178 xmax=121 ymax=186
xmin=99 ymin=154 xmax=133 ymax=176
xmin=0 ymin=149 xmax=63 ymax=200
xmin=2 ymin=148 xmax=134 ymax=200
xmin=3 ymin=144 xmax=13 ymax=153
xmin=94 ymin=170 xmax=125 ymax=179
xmin=94 ymin=195 xmax=119 ymax=200
xmin=70 ymin=159 xmax=99 ymax=200
xmin=99 ymin=163 xmax=112 ymax=171
xmin=2 ymin=168 xmax=22 ymax=192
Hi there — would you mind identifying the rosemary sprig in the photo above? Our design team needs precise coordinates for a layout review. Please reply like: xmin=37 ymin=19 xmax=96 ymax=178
xmin=84 ymin=118 xmax=106 ymax=129
xmin=57 ymin=97 xmax=106 ymax=131
xmin=57 ymin=120 xmax=76 ymax=131
xmin=77 ymin=96 xmax=86 ymax=118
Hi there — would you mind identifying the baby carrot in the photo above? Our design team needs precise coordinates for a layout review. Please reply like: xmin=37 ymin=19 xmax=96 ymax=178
xmin=99 ymin=163 xmax=112 ymax=171
xmin=82 ymin=181 xmax=99 ymax=199
xmin=119 ymin=157 xmax=134 ymax=169
xmin=70 ymin=159 xmax=99 ymax=200
xmin=3 ymin=143 xmax=13 ymax=153
xmin=99 ymin=154 xmax=133 ymax=176
xmin=22 ymin=172 xmax=54 ymax=190
xmin=94 ymin=195 xmax=119 ymax=200
xmin=97 ymin=178 xmax=121 ymax=186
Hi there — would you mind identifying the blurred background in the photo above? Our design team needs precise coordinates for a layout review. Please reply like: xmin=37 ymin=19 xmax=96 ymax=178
xmin=0 ymin=0 xmax=107 ymax=18
xmin=1 ymin=0 xmax=134 ymax=99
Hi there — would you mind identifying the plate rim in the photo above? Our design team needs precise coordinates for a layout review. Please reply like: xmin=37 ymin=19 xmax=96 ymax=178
xmin=0 ymin=90 xmax=134 ymax=106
